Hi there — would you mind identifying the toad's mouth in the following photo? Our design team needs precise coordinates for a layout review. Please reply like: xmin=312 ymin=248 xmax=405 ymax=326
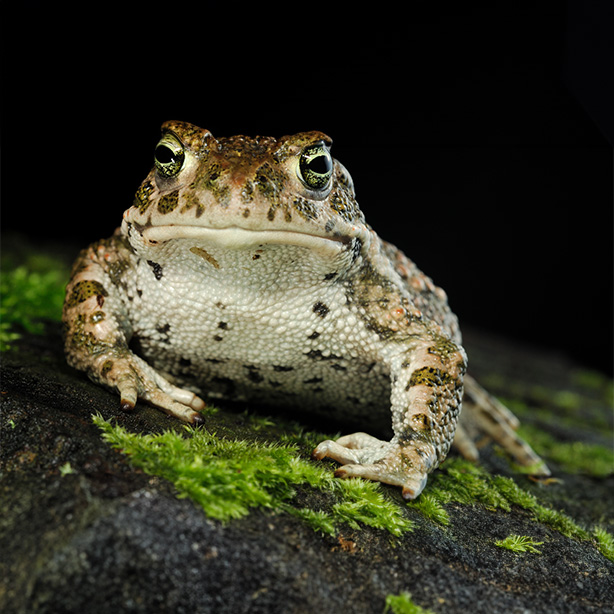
xmin=141 ymin=225 xmax=350 ymax=258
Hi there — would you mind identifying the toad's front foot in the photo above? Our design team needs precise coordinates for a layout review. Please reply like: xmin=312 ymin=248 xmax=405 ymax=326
xmin=313 ymin=432 xmax=436 ymax=499
xmin=93 ymin=353 xmax=206 ymax=424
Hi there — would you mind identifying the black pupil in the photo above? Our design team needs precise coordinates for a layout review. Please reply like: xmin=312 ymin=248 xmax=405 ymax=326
xmin=308 ymin=153 xmax=331 ymax=175
xmin=155 ymin=145 xmax=175 ymax=164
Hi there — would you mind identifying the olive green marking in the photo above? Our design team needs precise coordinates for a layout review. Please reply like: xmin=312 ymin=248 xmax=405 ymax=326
xmin=407 ymin=366 xmax=453 ymax=389
xmin=293 ymin=196 xmax=320 ymax=221
xmin=427 ymin=335 xmax=461 ymax=361
xmin=90 ymin=311 xmax=106 ymax=324
xmin=345 ymin=261 xmax=411 ymax=340
xmin=192 ymin=163 xmax=230 ymax=208
xmin=330 ymin=190 xmax=359 ymax=223
xmin=67 ymin=314 xmax=119 ymax=356
xmin=257 ymin=162 xmax=287 ymax=194
xmin=255 ymin=163 xmax=287 ymax=210
xmin=157 ymin=190 xmax=180 ymax=214
xmin=67 ymin=280 xmax=108 ymax=308
xmin=101 ymin=360 xmax=114 ymax=376
xmin=134 ymin=180 xmax=154 ymax=214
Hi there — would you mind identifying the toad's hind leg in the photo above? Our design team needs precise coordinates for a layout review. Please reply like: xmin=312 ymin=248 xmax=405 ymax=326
xmin=460 ymin=375 xmax=550 ymax=475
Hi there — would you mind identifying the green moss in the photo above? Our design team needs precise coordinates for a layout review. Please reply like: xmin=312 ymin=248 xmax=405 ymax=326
xmin=384 ymin=591 xmax=435 ymax=614
xmin=410 ymin=458 xmax=614 ymax=563
xmin=93 ymin=415 xmax=414 ymax=537
xmin=516 ymin=424 xmax=614 ymax=478
xmin=494 ymin=534 xmax=543 ymax=554
xmin=0 ymin=257 xmax=68 ymax=350
xmin=593 ymin=526 xmax=614 ymax=561
xmin=422 ymin=458 xmax=511 ymax=512
xmin=59 ymin=461 xmax=75 ymax=476
xmin=406 ymin=493 xmax=450 ymax=526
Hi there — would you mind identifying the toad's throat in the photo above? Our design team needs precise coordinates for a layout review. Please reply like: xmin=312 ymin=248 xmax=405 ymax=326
xmin=142 ymin=225 xmax=349 ymax=258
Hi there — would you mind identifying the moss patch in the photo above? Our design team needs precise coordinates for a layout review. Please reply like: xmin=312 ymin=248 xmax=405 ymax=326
xmin=93 ymin=414 xmax=413 ymax=537
xmin=0 ymin=255 xmax=68 ymax=350
xmin=517 ymin=424 xmax=614 ymax=478
xmin=407 ymin=457 xmax=614 ymax=562
xmin=384 ymin=591 xmax=435 ymax=614
xmin=494 ymin=534 xmax=543 ymax=554
xmin=93 ymin=410 xmax=614 ymax=562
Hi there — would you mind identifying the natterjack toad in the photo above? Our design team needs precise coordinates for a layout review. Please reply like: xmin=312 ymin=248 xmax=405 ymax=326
xmin=63 ymin=121 xmax=549 ymax=498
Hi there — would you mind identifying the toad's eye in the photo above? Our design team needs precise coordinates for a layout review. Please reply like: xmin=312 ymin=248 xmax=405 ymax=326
xmin=298 ymin=143 xmax=333 ymax=191
xmin=154 ymin=134 xmax=185 ymax=178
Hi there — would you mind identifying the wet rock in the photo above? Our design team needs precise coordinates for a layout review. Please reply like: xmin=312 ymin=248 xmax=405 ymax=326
xmin=1 ymin=325 xmax=613 ymax=614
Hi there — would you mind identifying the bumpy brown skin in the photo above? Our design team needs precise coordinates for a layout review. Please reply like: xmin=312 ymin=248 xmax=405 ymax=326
xmin=63 ymin=121 xmax=548 ymax=499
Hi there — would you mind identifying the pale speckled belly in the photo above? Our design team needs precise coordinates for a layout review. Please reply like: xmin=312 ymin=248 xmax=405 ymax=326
xmin=126 ymin=239 xmax=395 ymax=432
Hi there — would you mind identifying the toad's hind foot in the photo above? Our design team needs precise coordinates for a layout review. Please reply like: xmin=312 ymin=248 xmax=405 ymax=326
xmin=461 ymin=375 xmax=551 ymax=476
xmin=313 ymin=432 xmax=434 ymax=500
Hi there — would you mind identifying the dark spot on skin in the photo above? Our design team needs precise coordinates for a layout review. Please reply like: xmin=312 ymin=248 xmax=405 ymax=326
xmin=312 ymin=301 xmax=330 ymax=318
xmin=245 ymin=367 xmax=264 ymax=383
xmin=156 ymin=323 xmax=171 ymax=344
xmin=307 ymin=331 xmax=320 ymax=340
xmin=242 ymin=209 xmax=251 ymax=218
xmin=179 ymin=358 xmax=192 ymax=367
xmin=213 ymin=334 xmax=224 ymax=342
xmin=304 ymin=377 xmax=323 ymax=384
xmin=136 ymin=288 xmax=143 ymax=297
xmin=331 ymin=364 xmax=347 ymax=371
xmin=147 ymin=260 xmax=163 ymax=280
xmin=215 ymin=302 xmax=226 ymax=310
xmin=323 ymin=272 xmax=337 ymax=281
xmin=273 ymin=365 xmax=294 ymax=372
xmin=218 ymin=321 xmax=228 ymax=330
xmin=305 ymin=349 xmax=343 ymax=361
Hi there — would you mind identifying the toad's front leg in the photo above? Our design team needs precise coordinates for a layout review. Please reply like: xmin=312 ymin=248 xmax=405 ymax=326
xmin=314 ymin=333 xmax=466 ymax=499
xmin=62 ymin=239 xmax=206 ymax=424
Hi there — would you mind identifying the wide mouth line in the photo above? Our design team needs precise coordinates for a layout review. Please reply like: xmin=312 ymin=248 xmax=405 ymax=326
xmin=141 ymin=224 xmax=349 ymax=251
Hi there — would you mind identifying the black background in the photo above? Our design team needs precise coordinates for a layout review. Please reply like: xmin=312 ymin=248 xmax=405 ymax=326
xmin=3 ymin=2 xmax=613 ymax=375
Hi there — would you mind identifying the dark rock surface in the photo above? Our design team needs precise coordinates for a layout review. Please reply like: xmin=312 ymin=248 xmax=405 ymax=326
xmin=1 ymin=324 xmax=613 ymax=614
